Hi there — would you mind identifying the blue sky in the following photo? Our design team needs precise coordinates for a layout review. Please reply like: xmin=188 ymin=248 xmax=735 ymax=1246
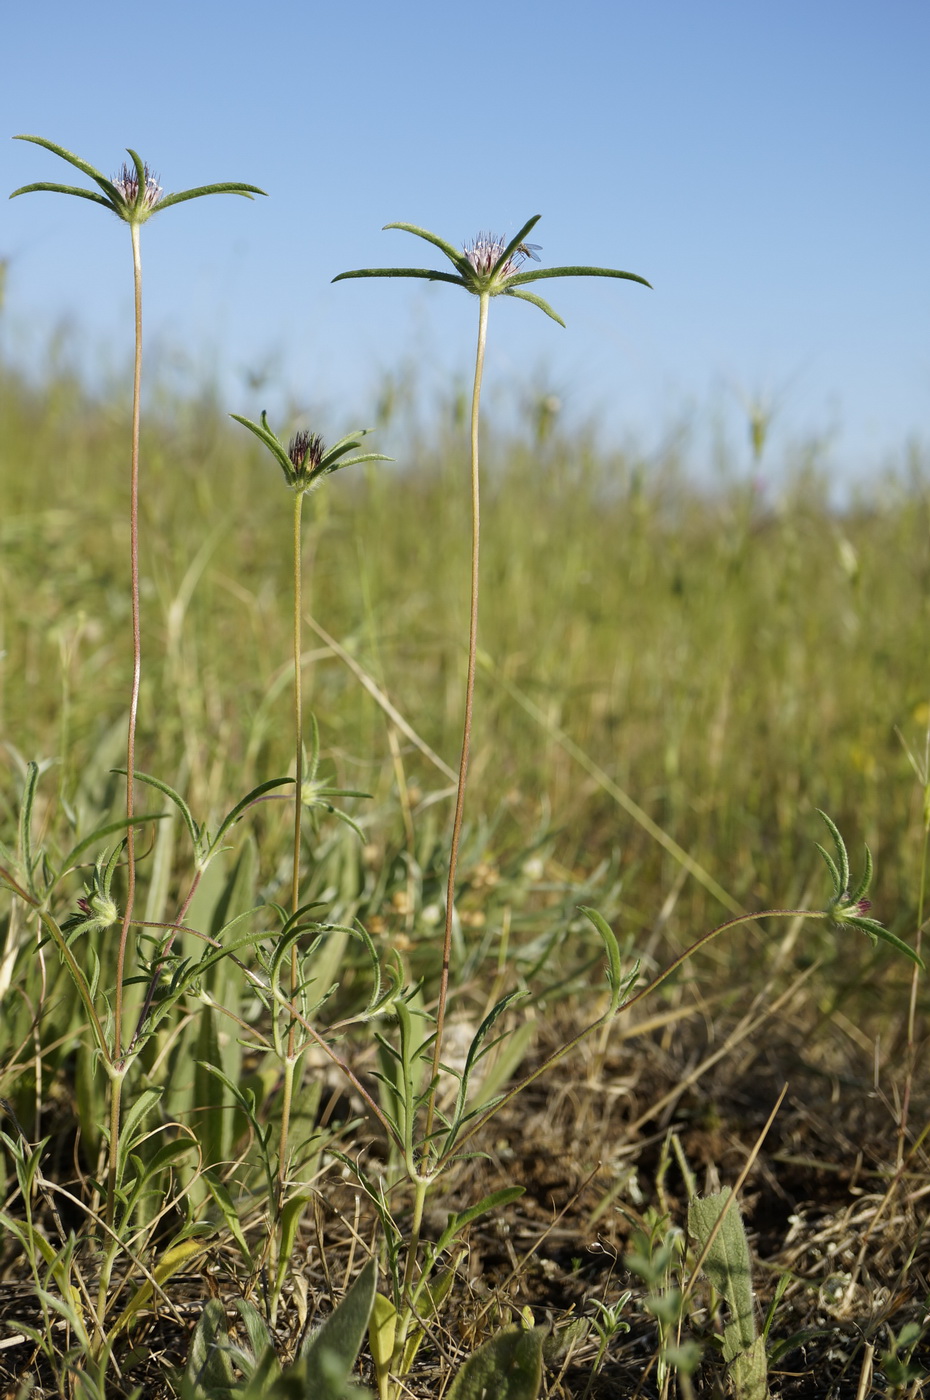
xmin=3 ymin=0 xmax=928 ymax=482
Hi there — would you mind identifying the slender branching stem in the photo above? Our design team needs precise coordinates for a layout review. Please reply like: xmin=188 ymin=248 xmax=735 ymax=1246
xmin=114 ymin=221 xmax=144 ymax=1066
xmin=426 ymin=291 xmax=489 ymax=1148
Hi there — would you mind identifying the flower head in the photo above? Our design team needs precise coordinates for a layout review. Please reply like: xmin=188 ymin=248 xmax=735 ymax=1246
xmin=61 ymin=844 xmax=123 ymax=939
xmin=10 ymin=135 xmax=266 ymax=228
xmin=231 ymin=410 xmax=391 ymax=493
xmin=288 ymin=430 xmax=326 ymax=478
xmin=112 ymin=160 xmax=163 ymax=213
xmin=464 ymin=232 xmax=527 ymax=279
xmin=334 ymin=214 xmax=651 ymax=326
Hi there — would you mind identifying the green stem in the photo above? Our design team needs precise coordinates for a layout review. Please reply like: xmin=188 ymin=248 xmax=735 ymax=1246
xmin=126 ymin=866 xmax=204 ymax=1055
xmin=276 ymin=1052 xmax=298 ymax=1215
xmin=103 ymin=1065 xmax=126 ymax=1236
xmin=394 ymin=1175 xmax=430 ymax=1372
xmin=425 ymin=291 xmax=489 ymax=1148
xmin=114 ymin=220 xmax=144 ymax=1064
xmin=278 ymin=488 xmax=305 ymax=1198
xmin=107 ymin=221 xmax=143 ymax=1233
xmin=291 ymin=487 xmax=305 ymax=923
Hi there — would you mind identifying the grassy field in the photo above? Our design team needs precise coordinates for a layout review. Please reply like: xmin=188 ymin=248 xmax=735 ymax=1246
xmin=1 ymin=349 xmax=928 ymax=1398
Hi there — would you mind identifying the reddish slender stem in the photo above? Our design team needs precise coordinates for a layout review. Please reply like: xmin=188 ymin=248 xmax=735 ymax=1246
xmin=114 ymin=221 xmax=143 ymax=1067
xmin=425 ymin=291 xmax=489 ymax=1147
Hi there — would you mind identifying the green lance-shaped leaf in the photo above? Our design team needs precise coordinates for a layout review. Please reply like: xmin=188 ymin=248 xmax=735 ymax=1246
xmin=446 ymin=1325 xmax=547 ymax=1400
xmin=181 ymin=1296 xmax=237 ymax=1394
xmin=688 ymin=1189 xmax=769 ymax=1400
xmin=301 ymin=1257 xmax=378 ymax=1394
xmin=730 ymin=1341 xmax=769 ymax=1400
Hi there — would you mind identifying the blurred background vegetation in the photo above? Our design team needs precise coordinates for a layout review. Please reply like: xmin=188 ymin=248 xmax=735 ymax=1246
xmin=1 ymin=332 xmax=928 ymax=1045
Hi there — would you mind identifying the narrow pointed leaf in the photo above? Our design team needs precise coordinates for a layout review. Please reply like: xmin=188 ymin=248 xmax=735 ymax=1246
xmin=849 ymin=844 xmax=874 ymax=905
xmin=383 ymin=220 xmax=469 ymax=268
xmin=157 ymin=182 xmax=267 ymax=210
xmin=817 ymin=810 xmax=849 ymax=889
xmin=202 ymin=1171 xmax=253 ymax=1265
xmin=506 ymin=265 xmax=653 ymax=289
xmin=815 ymin=843 xmax=841 ymax=894
xmin=109 ymin=1237 xmax=210 ymax=1339
xmin=115 ymin=768 xmax=200 ymax=848
xmin=434 ymin=1187 xmax=525 ymax=1257
xmin=329 ymin=453 xmax=392 ymax=470
xmin=9 ymin=182 xmax=113 ymax=207
xmin=19 ymin=761 xmax=39 ymax=888
xmin=229 ymin=411 xmax=295 ymax=478
xmin=333 ymin=266 xmax=465 ymax=286
xmin=127 ymin=147 xmax=148 ymax=201
xmin=496 ymin=214 xmax=543 ymax=273
xmin=62 ymin=815 xmax=165 ymax=870
xmin=849 ymin=920 xmax=925 ymax=966
xmin=13 ymin=134 xmax=109 ymax=184
xmin=503 ymin=288 xmax=566 ymax=326
xmin=212 ymin=775 xmax=295 ymax=846
xmin=319 ymin=428 xmax=371 ymax=460
xmin=579 ymin=905 xmax=626 ymax=1012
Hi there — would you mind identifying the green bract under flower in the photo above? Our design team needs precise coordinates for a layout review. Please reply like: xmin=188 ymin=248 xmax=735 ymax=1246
xmin=334 ymin=214 xmax=652 ymax=326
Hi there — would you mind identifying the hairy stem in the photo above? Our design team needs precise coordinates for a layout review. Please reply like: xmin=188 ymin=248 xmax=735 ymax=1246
xmin=426 ymin=291 xmax=489 ymax=1148
xmin=103 ymin=1067 xmax=126 ymax=1236
xmin=114 ymin=222 xmax=143 ymax=1066
xmin=108 ymin=223 xmax=144 ymax=1233
xmin=278 ymin=488 xmax=306 ymax=1193
xmin=291 ymin=487 xmax=305 ymax=925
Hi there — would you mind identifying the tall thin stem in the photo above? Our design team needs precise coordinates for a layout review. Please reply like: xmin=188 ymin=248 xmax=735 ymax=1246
xmin=291 ymin=487 xmax=305 ymax=924
xmin=114 ymin=221 xmax=143 ymax=1066
xmin=106 ymin=220 xmax=143 ymax=1228
xmin=278 ymin=487 xmax=305 ymax=1197
xmin=425 ymin=291 xmax=489 ymax=1146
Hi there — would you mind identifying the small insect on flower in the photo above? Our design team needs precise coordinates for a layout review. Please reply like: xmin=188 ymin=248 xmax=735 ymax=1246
xmin=518 ymin=242 xmax=542 ymax=262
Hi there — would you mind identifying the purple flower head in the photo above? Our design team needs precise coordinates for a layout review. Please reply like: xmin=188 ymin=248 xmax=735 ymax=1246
xmin=464 ymin=232 xmax=535 ymax=280
xmin=112 ymin=161 xmax=163 ymax=211
xmin=288 ymin=430 xmax=326 ymax=475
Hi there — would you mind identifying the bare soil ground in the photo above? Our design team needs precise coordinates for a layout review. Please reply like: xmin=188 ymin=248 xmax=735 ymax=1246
xmin=2 ymin=1011 xmax=927 ymax=1399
